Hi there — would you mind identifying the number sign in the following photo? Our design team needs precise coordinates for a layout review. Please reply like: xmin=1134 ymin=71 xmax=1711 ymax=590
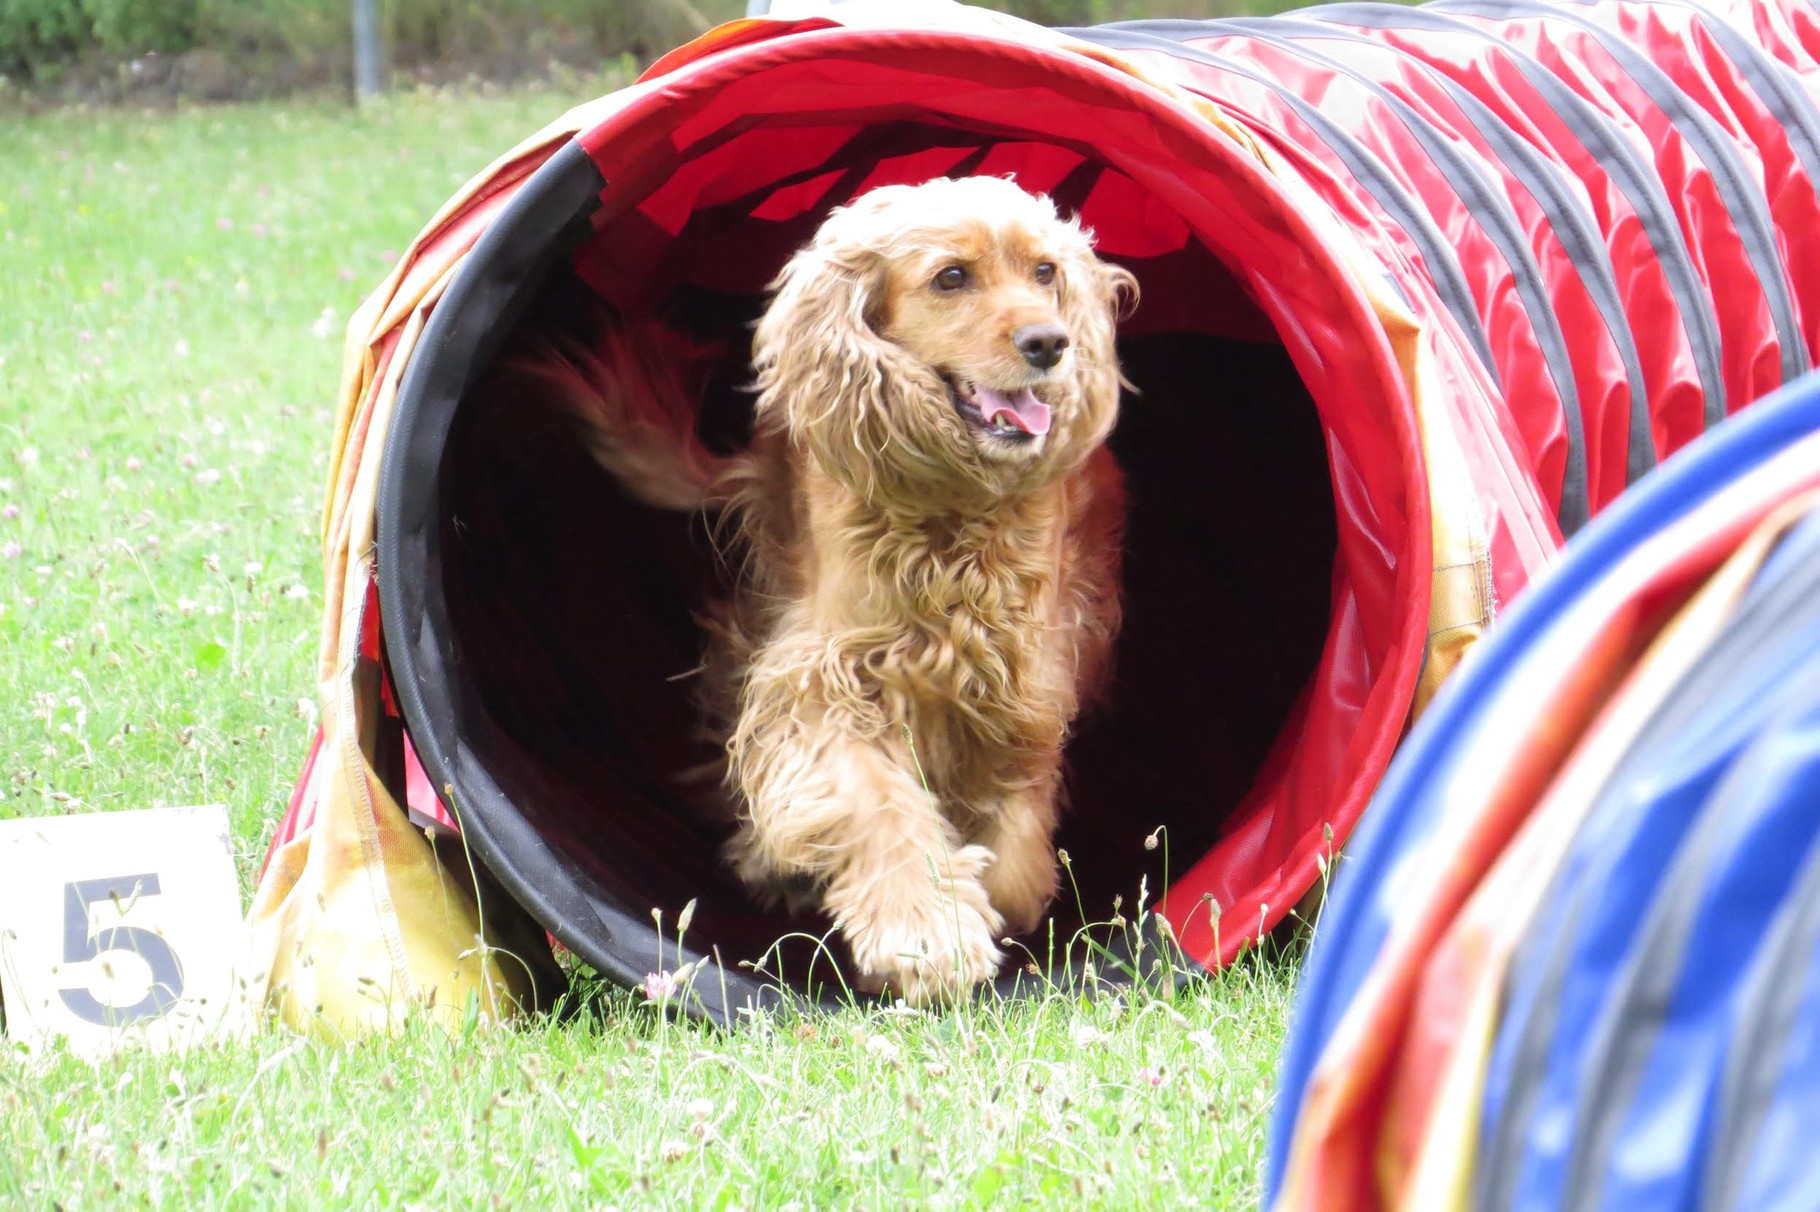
xmin=0 ymin=805 xmax=251 ymax=1054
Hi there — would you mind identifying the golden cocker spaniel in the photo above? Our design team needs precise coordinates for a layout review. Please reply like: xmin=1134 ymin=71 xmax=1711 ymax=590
xmin=515 ymin=175 xmax=1136 ymax=1002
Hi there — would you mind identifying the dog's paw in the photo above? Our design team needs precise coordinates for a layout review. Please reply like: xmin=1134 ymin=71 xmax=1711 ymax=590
xmin=838 ymin=845 xmax=1006 ymax=1005
xmin=979 ymin=837 xmax=1060 ymax=938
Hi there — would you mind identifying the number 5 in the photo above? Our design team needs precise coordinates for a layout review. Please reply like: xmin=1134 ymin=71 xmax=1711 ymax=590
xmin=57 ymin=874 xmax=185 ymax=1026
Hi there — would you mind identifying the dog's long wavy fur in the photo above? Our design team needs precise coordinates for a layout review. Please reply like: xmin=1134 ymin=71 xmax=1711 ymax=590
xmin=501 ymin=177 xmax=1137 ymax=1002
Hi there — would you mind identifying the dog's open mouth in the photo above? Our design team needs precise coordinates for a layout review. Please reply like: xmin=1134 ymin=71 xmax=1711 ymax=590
xmin=946 ymin=375 xmax=1052 ymax=441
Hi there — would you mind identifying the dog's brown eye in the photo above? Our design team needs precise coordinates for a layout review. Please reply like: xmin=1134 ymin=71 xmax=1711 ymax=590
xmin=933 ymin=265 xmax=968 ymax=292
xmin=1034 ymin=262 xmax=1056 ymax=285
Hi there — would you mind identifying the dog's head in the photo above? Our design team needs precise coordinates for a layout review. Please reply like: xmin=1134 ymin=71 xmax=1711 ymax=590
xmin=752 ymin=176 xmax=1136 ymax=503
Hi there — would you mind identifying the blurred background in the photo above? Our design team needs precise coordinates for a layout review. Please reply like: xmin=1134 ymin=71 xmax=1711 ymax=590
xmin=0 ymin=0 xmax=1315 ymax=105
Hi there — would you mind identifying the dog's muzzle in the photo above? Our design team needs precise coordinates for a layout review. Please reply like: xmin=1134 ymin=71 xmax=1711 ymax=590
xmin=946 ymin=375 xmax=1052 ymax=441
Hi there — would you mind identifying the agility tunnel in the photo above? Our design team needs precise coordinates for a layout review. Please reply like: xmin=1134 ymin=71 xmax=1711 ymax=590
xmin=247 ymin=0 xmax=1820 ymax=1029
xmin=1266 ymin=369 xmax=1820 ymax=1212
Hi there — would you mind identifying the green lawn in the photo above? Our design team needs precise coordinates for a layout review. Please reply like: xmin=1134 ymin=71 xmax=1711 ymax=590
xmin=0 ymin=84 xmax=1296 ymax=1208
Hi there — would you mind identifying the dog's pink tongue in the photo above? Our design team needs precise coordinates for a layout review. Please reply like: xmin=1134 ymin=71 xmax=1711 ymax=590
xmin=976 ymin=387 xmax=1052 ymax=436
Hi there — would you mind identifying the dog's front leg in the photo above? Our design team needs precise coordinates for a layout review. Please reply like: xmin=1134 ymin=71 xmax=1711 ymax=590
xmin=732 ymin=722 xmax=1005 ymax=1003
xmin=974 ymin=777 xmax=1064 ymax=938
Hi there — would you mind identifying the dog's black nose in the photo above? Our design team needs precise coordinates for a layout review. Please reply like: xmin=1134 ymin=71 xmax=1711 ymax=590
xmin=1014 ymin=324 xmax=1070 ymax=370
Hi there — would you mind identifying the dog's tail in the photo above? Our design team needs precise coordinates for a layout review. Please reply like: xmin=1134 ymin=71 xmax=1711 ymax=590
xmin=500 ymin=319 xmax=737 ymax=512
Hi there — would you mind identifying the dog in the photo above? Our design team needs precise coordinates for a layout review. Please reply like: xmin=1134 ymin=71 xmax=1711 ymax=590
xmin=509 ymin=176 xmax=1136 ymax=1002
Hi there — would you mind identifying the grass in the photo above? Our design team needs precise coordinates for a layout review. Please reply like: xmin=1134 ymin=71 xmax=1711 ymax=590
xmin=2 ymin=962 xmax=1293 ymax=1207
xmin=0 ymin=81 xmax=1298 ymax=1207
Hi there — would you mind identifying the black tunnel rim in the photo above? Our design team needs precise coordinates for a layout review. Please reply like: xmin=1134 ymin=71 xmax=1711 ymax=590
xmin=377 ymin=135 xmax=1200 ymax=1025
xmin=372 ymin=139 xmax=776 ymax=1016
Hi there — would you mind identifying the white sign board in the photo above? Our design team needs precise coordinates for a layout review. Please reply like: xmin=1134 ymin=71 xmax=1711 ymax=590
xmin=0 ymin=804 xmax=251 ymax=1054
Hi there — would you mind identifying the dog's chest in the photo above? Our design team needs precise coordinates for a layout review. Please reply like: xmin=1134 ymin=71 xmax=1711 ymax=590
xmin=854 ymin=520 xmax=1073 ymax=753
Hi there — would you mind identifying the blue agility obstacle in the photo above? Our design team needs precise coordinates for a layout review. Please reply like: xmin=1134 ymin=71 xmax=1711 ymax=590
xmin=1270 ymin=368 xmax=1820 ymax=1210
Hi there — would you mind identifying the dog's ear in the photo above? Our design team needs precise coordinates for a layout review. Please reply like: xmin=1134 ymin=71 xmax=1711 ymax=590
xmin=1063 ymin=254 xmax=1137 ymax=353
xmin=1057 ymin=248 xmax=1137 ymax=383
xmin=1044 ymin=247 xmax=1136 ymax=463
xmin=752 ymin=237 xmax=920 ymax=494
xmin=1104 ymin=261 xmax=1140 ymax=322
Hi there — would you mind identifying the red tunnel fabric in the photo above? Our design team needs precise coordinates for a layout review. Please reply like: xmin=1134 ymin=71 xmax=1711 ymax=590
xmin=540 ymin=0 xmax=1819 ymax=971
xmin=564 ymin=20 xmax=1432 ymax=971
xmin=255 ymin=0 xmax=1820 ymax=1020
